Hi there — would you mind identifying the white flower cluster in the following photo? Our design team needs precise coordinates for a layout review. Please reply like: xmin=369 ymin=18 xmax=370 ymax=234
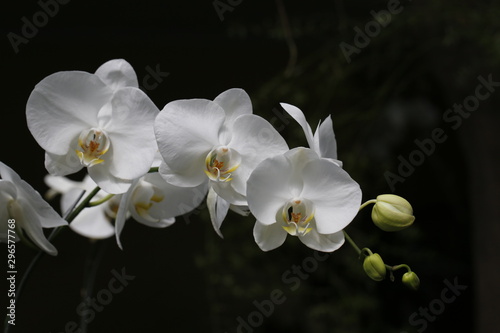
xmin=1 ymin=59 xmax=362 ymax=254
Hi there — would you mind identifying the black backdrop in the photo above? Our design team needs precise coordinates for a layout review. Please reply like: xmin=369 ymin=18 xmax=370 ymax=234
xmin=2 ymin=1 xmax=499 ymax=332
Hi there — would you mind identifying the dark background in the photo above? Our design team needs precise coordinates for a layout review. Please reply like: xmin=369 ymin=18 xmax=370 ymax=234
xmin=2 ymin=0 xmax=499 ymax=332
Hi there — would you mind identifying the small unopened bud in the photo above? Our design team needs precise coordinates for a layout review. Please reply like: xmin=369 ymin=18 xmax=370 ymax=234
xmin=402 ymin=271 xmax=420 ymax=290
xmin=363 ymin=253 xmax=386 ymax=281
xmin=371 ymin=194 xmax=415 ymax=232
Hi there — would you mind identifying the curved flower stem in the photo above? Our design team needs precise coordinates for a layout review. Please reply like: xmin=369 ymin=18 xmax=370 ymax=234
xmin=89 ymin=193 xmax=114 ymax=207
xmin=385 ymin=264 xmax=412 ymax=282
xmin=3 ymin=186 xmax=101 ymax=333
xmin=359 ymin=199 xmax=377 ymax=212
xmin=79 ymin=239 xmax=108 ymax=333
xmin=342 ymin=200 xmax=380 ymax=259
xmin=343 ymin=230 xmax=362 ymax=256
xmin=386 ymin=264 xmax=411 ymax=272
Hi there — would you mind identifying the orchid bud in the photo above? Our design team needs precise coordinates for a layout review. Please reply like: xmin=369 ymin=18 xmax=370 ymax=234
xmin=402 ymin=271 xmax=420 ymax=290
xmin=363 ymin=253 xmax=386 ymax=281
xmin=371 ymin=194 xmax=415 ymax=232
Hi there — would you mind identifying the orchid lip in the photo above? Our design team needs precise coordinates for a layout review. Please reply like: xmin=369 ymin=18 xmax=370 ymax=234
xmin=204 ymin=146 xmax=241 ymax=183
xmin=132 ymin=181 xmax=165 ymax=223
xmin=76 ymin=128 xmax=110 ymax=167
xmin=281 ymin=198 xmax=315 ymax=236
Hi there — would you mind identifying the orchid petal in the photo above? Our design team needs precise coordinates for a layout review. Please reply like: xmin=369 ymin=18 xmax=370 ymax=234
xmin=280 ymin=103 xmax=315 ymax=149
xmin=60 ymin=187 xmax=86 ymax=217
xmin=44 ymin=150 xmax=83 ymax=177
xmin=313 ymin=116 xmax=338 ymax=159
xmin=207 ymin=186 xmax=230 ymax=238
xmin=214 ymin=88 xmax=252 ymax=124
xmin=99 ymin=87 xmax=159 ymax=180
xmin=159 ymin=161 xmax=208 ymax=188
xmin=26 ymin=71 xmax=112 ymax=155
xmin=301 ymin=159 xmax=362 ymax=234
xmin=44 ymin=174 xmax=82 ymax=200
xmin=15 ymin=197 xmax=59 ymax=255
xmin=68 ymin=194 xmax=115 ymax=240
xmin=213 ymin=88 xmax=252 ymax=143
xmin=155 ymin=99 xmax=225 ymax=174
xmin=247 ymin=153 xmax=295 ymax=225
xmin=115 ymin=182 xmax=134 ymax=249
xmin=0 ymin=181 xmax=17 ymax=239
xmin=229 ymin=114 xmax=288 ymax=197
xmin=211 ymin=177 xmax=247 ymax=206
xmin=142 ymin=173 xmax=206 ymax=219
xmin=253 ymin=221 xmax=288 ymax=251
xmin=88 ymin=164 xmax=133 ymax=194
xmin=0 ymin=180 xmax=17 ymax=201
xmin=0 ymin=162 xmax=67 ymax=229
xmin=94 ymin=59 xmax=138 ymax=91
xmin=299 ymin=228 xmax=345 ymax=252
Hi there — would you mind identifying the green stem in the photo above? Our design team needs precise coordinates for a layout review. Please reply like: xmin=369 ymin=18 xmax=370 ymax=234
xmin=340 ymin=200 xmax=377 ymax=261
xmin=343 ymin=230 xmax=362 ymax=256
xmin=359 ymin=199 xmax=377 ymax=211
xmin=149 ymin=167 xmax=159 ymax=173
xmin=387 ymin=264 xmax=411 ymax=272
xmin=66 ymin=186 xmax=101 ymax=223
xmin=88 ymin=193 xmax=114 ymax=207
xmin=79 ymin=239 xmax=108 ymax=333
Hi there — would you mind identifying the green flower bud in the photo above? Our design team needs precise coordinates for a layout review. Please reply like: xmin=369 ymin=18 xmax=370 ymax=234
xmin=402 ymin=271 xmax=420 ymax=290
xmin=363 ymin=253 xmax=386 ymax=281
xmin=371 ymin=194 xmax=415 ymax=232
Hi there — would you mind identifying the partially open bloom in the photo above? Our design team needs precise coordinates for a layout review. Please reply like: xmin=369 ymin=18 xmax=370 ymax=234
xmin=26 ymin=59 xmax=159 ymax=194
xmin=115 ymin=172 xmax=207 ymax=249
xmin=0 ymin=162 xmax=67 ymax=255
xmin=247 ymin=148 xmax=362 ymax=252
xmin=155 ymin=88 xmax=288 ymax=234
xmin=44 ymin=174 xmax=116 ymax=239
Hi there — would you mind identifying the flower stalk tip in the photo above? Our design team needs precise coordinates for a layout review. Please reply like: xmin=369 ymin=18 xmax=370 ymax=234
xmin=362 ymin=249 xmax=387 ymax=282
xmin=402 ymin=271 xmax=420 ymax=291
xmin=371 ymin=194 xmax=415 ymax=232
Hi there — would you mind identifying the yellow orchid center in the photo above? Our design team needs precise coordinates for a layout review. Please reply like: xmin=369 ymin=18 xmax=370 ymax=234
xmin=204 ymin=146 xmax=241 ymax=183
xmin=281 ymin=198 xmax=315 ymax=236
xmin=76 ymin=128 xmax=110 ymax=167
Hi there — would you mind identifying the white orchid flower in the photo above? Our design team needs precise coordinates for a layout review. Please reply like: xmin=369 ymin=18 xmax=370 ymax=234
xmin=155 ymin=88 xmax=288 ymax=235
xmin=115 ymin=172 xmax=207 ymax=249
xmin=247 ymin=148 xmax=362 ymax=252
xmin=26 ymin=59 xmax=159 ymax=194
xmin=0 ymin=162 xmax=67 ymax=255
xmin=280 ymin=103 xmax=339 ymax=162
xmin=44 ymin=174 xmax=116 ymax=239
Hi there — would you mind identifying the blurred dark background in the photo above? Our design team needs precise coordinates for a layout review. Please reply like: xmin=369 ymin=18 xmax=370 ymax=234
xmin=2 ymin=0 xmax=499 ymax=332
